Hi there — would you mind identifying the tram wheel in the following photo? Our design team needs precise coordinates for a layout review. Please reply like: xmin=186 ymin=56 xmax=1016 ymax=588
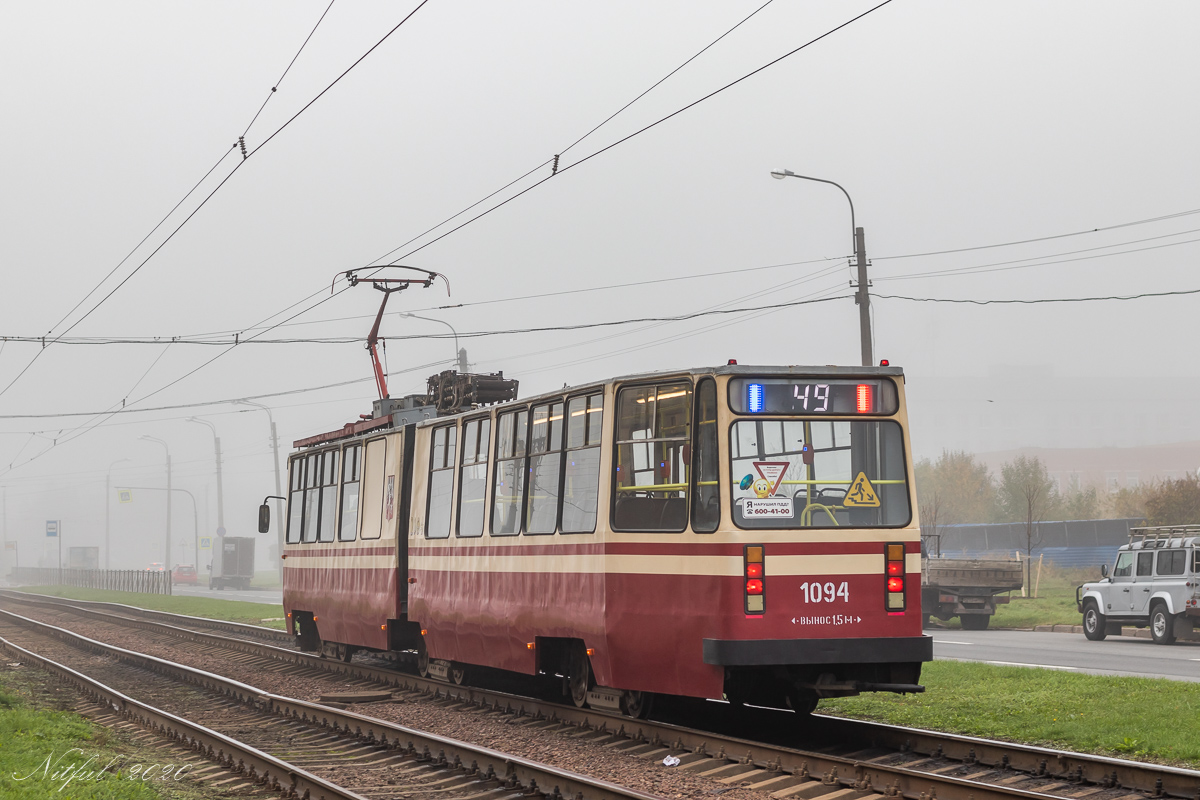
xmin=785 ymin=690 xmax=819 ymax=716
xmin=416 ymin=638 xmax=431 ymax=678
xmin=567 ymin=647 xmax=592 ymax=708
xmin=620 ymin=690 xmax=653 ymax=719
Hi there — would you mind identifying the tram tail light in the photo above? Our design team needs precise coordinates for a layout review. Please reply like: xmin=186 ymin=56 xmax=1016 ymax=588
xmin=856 ymin=384 xmax=873 ymax=413
xmin=885 ymin=543 xmax=906 ymax=611
xmin=744 ymin=545 xmax=765 ymax=615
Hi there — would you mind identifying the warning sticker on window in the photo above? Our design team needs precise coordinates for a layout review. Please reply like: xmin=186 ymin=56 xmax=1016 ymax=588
xmin=843 ymin=472 xmax=880 ymax=507
xmin=752 ymin=461 xmax=790 ymax=496
xmin=741 ymin=497 xmax=794 ymax=517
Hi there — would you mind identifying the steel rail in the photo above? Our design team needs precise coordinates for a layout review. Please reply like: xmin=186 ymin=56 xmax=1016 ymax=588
xmin=6 ymin=591 xmax=1199 ymax=800
xmin=0 ymin=634 xmax=370 ymax=800
xmin=0 ymin=589 xmax=293 ymax=644
xmin=0 ymin=607 xmax=664 ymax=800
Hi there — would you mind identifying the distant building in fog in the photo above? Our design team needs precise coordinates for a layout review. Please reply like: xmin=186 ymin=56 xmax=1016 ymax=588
xmin=905 ymin=366 xmax=1200 ymax=489
xmin=973 ymin=442 xmax=1200 ymax=493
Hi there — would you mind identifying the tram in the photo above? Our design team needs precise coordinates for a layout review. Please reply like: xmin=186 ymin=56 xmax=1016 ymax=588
xmin=267 ymin=364 xmax=931 ymax=715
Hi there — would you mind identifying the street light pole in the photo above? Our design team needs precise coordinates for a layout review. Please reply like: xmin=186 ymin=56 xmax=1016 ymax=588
xmin=105 ymin=458 xmax=130 ymax=570
xmin=139 ymin=436 xmax=171 ymax=567
xmin=400 ymin=313 xmax=466 ymax=371
xmin=235 ymin=399 xmax=284 ymax=577
xmin=188 ymin=418 xmax=225 ymax=537
xmin=770 ymin=168 xmax=874 ymax=367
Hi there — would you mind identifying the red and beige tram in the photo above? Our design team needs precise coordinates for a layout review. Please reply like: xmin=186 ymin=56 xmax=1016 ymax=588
xmin=271 ymin=364 xmax=931 ymax=715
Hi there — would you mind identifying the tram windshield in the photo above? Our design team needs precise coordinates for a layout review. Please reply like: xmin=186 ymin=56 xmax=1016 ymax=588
xmin=729 ymin=419 xmax=910 ymax=529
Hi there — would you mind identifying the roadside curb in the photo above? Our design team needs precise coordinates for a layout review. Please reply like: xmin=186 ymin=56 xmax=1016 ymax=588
xmin=1032 ymin=624 xmax=1178 ymax=640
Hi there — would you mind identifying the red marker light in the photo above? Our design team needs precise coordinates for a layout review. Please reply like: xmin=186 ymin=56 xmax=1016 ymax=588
xmin=887 ymin=577 xmax=904 ymax=593
xmin=727 ymin=359 xmax=738 ymax=365
xmin=879 ymin=359 xmax=889 ymax=366
xmin=745 ymin=579 xmax=764 ymax=595
xmin=887 ymin=561 xmax=903 ymax=576
xmin=856 ymin=384 xmax=872 ymax=413
xmin=746 ymin=563 xmax=763 ymax=578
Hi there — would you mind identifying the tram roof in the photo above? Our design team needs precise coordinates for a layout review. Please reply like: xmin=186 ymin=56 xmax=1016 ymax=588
xmin=294 ymin=363 xmax=905 ymax=449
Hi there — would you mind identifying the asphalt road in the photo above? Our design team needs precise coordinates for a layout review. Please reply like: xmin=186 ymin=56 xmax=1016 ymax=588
xmin=930 ymin=628 xmax=1200 ymax=683
xmin=170 ymin=583 xmax=283 ymax=607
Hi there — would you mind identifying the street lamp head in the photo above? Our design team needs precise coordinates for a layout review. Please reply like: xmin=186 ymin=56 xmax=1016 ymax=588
xmin=770 ymin=169 xmax=796 ymax=180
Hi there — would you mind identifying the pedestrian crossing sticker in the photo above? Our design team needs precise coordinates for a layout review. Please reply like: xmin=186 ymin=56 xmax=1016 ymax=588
xmin=200 ymin=537 xmax=212 ymax=550
xmin=843 ymin=472 xmax=880 ymax=507
xmin=118 ymin=489 xmax=133 ymax=504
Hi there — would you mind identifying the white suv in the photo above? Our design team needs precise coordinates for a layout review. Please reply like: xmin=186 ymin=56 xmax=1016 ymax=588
xmin=1076 ymin=526 xmax=1200 ymax=644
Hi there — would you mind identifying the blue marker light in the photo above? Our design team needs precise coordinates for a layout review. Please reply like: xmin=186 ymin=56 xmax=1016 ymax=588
xmin=748 ymin=383 xmax=764 ymax=413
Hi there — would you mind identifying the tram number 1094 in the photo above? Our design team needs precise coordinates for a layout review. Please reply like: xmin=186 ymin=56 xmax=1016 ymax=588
xmin=800 ymin=581 xmax=850 ymax=604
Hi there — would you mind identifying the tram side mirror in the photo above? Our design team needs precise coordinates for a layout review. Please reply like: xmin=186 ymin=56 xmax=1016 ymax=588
xmin=258 ymin=504 xmax=271 ymax=534
xmin=1100 ymin=563 xmax=1109 ymax=578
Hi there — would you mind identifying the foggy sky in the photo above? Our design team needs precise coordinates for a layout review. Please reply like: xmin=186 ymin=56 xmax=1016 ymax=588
xmin=1 ymin=1 xmax=1197 ymax=568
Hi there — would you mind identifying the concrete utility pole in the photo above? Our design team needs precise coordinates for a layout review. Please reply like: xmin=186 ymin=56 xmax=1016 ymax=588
xmin=140 ymin=436 xmax=172 ymax=566
xmin=854 ymin=226 xmax=873 ymax=367
xmin=771 ymin=168 xmax=874 ymax=366
xmin=105 ymin=458 xmax=130 ymax=570
xmin=457 ymin=348 xmax=469 ymax=373
xmin=236 ymin=399 xmax=284 ymax=577
xmin=188 ymin=418 xmax=225 ymax=536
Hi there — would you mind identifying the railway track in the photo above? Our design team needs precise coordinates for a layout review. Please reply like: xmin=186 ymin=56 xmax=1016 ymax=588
xmin=3 ymin=590 xmax=1198 ymax=800
xmin=0 ymin=608 xmax=664 ymax=800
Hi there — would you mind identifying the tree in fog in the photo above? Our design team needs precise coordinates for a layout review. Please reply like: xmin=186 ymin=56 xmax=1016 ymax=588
xmin=1144 ymin=475 xmax=1200 ymax=526
xmin=914 ymin=451 xmax=997 ymax=533
xmin=997 ymin=455 xmax=1059 ymax=557
xmin=1106 ymin=485 xmax=1149 ymax=521
xmin=1057 ymin=476 xmax=1100 ymax=520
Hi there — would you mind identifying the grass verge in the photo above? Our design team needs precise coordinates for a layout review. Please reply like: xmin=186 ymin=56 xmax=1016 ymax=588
xmin=12 ymin=586 xmax=286 ymax=629
xmin=0 ymin=663 xmax=207 ymax=798
xmin=821 ymin=660 xmax=1200 ymax=767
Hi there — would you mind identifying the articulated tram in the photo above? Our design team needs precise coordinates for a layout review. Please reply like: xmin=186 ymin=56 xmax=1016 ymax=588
xmin=270 ymin=364 xmax=931 ymax=715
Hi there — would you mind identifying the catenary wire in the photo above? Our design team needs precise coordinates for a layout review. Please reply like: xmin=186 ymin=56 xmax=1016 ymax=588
xmin=377 ymin=0 xmax=897 ymax=266
xmin=125 ymin=0 xmax=897 ymax=394
xmin=0 ymin=0 xmax=430 ymax=404
xmin=875 ymin=288 xmax=1200 ymax=305
xmin=872 ymin=207 xmax=1200 ymax=261
xmin=242 ymin=0 xmax=338 ymax=137
xmin=876 ymin=233 xmax=1200 ymax=282
xmin=364 ymin=0 xmax=778 ymax=268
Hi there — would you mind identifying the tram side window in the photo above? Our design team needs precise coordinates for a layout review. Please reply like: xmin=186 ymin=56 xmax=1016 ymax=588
xmin=612 ymin=382 xmax=692 ymax=532
xmin=691 ymin=379 xmax=720 ymax=533
xmin=492 ymin=408 xmax=528 ymax=535
xmin=302 ymin=452 xmax=321 ymax=543
xmin=562 ymin=393 xmax=604 ymax=533
xmin=339 ymin=444 xmax=361 ymax=542
xmin=426 ymin=425 xmax=457 ymax=539
xmin=287 ymin=456 xmax=305 ymax=544
xmin=318 ymin=449 xmax=339 ymax=543
xmin=526 ymin=402 xmax=564 ymax=534
xmin=458 ymin=416 xmax=491 ymax=537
